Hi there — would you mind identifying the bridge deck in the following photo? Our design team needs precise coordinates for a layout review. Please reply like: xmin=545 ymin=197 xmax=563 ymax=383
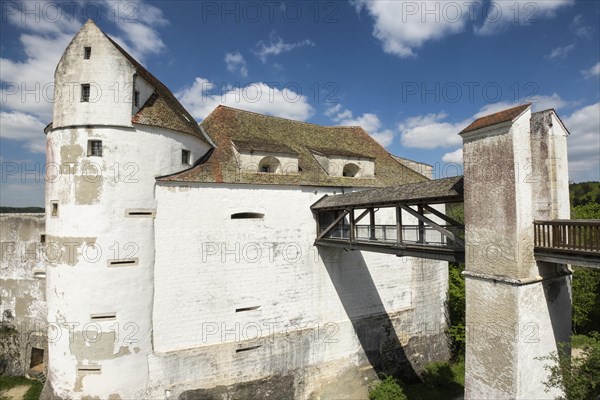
xmin=534 ymin=220 xmax=600 ymax=269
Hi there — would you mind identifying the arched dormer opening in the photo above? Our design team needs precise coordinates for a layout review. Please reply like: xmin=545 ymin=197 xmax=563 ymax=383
xmin=258 ymin=156 xmax=281 ymax=173
xmin=343 ymin=163 xmax=360 ymax=177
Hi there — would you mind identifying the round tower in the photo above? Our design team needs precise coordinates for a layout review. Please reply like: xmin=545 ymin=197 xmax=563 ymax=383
xmin=45 ymin=20 xmax=211 ymax=398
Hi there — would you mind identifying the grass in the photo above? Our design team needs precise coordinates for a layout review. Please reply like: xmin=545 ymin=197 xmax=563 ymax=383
xmin=0 ymin=376 xmax=43 ymax=400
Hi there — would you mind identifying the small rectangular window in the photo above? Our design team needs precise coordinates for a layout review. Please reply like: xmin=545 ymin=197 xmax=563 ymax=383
xmin=81 ymin=84 xmax=90 ymax=102
xmin=40 ymin=234 xmax=46 ymax=243
xmin=51 ymin=202 xmax=58 ymax=217
xmin=88 ymin=140 xmax=102 ymax=157
xmin=134 ymin=91 xmax=140 ymax=107
xmin=182 ymin=149 xmax=191 ymax=165
xmin=84 ymin=46 xmax=91 ymax=59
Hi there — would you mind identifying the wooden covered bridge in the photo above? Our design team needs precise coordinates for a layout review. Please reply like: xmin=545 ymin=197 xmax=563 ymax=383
xmin=311 ymin=175 xmax=600 ymax=269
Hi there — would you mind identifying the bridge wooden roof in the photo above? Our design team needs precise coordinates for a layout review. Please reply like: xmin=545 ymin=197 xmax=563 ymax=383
xmin=311 ymin=176 xmax=464 ymax=210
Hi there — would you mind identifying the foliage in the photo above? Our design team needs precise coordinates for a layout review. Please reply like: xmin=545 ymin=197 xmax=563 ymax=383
xmin=368 ymin=375 xmax=407 ymax=400
xmin=539 ymin=332 xmax=600 ymax=400
xmin=0 ymin=376 xmax=43 ymax=400
xmin=571 ymin=202 xmax=600 ymax=220
xmin=447 ymin=263 xmax=466 ymax=357
xmin=570 ymin=181 xmax=600 ymax=207
xmin=421 ymin=362 xmax=454 ymax=388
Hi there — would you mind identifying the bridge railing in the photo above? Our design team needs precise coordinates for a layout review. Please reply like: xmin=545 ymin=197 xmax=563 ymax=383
xmin=534 ymin=220 xmax=600 ymax=253
xmin=321 ymin=224 xmax=464 ymax=248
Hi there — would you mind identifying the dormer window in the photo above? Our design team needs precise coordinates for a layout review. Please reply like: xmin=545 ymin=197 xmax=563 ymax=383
xmin=84 ymin=47 xmax=91 ymax=59
xmin=258 ymin=156 xmax=281 ymax=173
xmin=343 ymin=163 xmax=360 ymax=177
xmin=182 ymin=149 xmax=191 ymax=165
xmin=81 ymin=84 xmax=90 ymax=102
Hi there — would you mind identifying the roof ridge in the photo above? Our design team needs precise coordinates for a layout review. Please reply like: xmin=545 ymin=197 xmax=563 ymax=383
xmin=215 ymin=105 xmax=361 ymax=130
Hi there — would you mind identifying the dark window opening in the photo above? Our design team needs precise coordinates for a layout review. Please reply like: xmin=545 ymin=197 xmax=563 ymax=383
xmin=40 ymin=234 xmax=46 ymax=243
xmin=30 ymin=348 xmax=44 ymax=369
xmin=81 ymin=84 xmax=90 ymax=102
xmin=88 ymin=140 xmax=102 ymax=157
xmin=134 ymin=91 xmax=140 ymax=107
xmin=90 ymin=313 xmax=116 ymax=321
xmin=51 ymin=202 xmax=58 ymax=217
xmin=236 ymin=345 xmax=261 ymax=353
xmin=235 ymin=306 xmax=261 ymax=312
xmin=231 ymin=212 xmax=264 ymax=219
xmin=83 ymin=46 xmax=91 ymax=59
xmin=108 ymin=259 xmax=137 ymax=266
xmin=182 ymin=149 xmax=191 ymax=165
xmin=342 ymin=163 xmax=360 ymax=177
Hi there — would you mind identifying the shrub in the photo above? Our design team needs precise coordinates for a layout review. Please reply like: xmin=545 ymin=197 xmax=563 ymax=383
xmin=369 ymin=375 xmax=407 ymax=400
xmin=539 ymin=332 xmax=600 ymax=400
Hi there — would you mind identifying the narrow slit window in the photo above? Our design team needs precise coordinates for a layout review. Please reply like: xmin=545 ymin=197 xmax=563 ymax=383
xmin=107 ymin=259 xmax=138 ymax=267
xmin=182 ymin=149 xmax=191 ymax=165
xmin=134 ymin=91 xmax=140 ymax=107
xmin=77 ymin=365 xmax=101 ymax=373
xmin=83 ymin=46 xmax=91 ymax=59
xmin=125 ymin=209 xmax=156 ymax=217
xmin=236 ymin=345 xmax=261 ymax=353
xmin=33 ymin=271 xmax=46 ymax=279
xmin=235 ymin=306 xmax=261 ymax=312
xmin=40 ymin=234 xmax=46 ymax=243
xmin=81 ymin=84 xmax=90 ymax=102
xmin=88 ymin=140 xmax=102 ymax=157
xmin=231 ymin=212 xmax=264 ymax=219
xmin=90 ymin=313 xmax=116 ymax=321
xmin=51 ymin=202 xmax=58 ymax=217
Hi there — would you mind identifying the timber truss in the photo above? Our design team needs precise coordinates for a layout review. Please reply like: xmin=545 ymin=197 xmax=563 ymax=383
xmin=311 ymin=176 xmax=465 ymax=263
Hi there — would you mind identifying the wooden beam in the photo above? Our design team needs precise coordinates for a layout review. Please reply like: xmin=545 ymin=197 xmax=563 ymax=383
xmin=349 ymin=208 xmax=355 ymax=243
xmin=421 ymin=204 xmax=463 ymax=227
xmin=353 ymin=209 xmax=370 ymax=225
xmin=317 ymin=210 xmax=349 ymax=240
xmin=369 ymin=208 xmax=376 ymax=240
xmin=396 ymin=206 xmax=402 ymax=243
xmin=400 ymin=205 xmax=465 ymax=247
xmin=418 ymin=205 xmax=425 ymax=244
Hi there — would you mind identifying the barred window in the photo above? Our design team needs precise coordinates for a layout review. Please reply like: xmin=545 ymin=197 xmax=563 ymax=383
xmin=88 ymin=140 xmax=102 ymax=157
xmin=81 ymin=84 xmax=90 ymax=102
xmin=84 ymin=47 xmax=91 ymax=59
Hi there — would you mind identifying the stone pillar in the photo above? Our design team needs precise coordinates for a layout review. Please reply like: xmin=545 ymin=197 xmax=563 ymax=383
xmin=460 ymin=105 xmax=571 ymax=399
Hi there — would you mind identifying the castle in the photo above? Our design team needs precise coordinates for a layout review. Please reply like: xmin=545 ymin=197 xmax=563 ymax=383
xmin=0 ymin=20 xmax=449 ymax=399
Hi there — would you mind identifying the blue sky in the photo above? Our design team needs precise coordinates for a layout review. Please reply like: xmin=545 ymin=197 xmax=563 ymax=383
xmin=1 ymin=0 xmax=599 ymax=206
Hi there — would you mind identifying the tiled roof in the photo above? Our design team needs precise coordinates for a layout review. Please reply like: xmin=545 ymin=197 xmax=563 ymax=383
xmin=311 ymin=176 xmax=464 ymax=210
xmin=307 ymin=147 xmax=374 ymax=159
xmin=104 ymin=35 xmax=207 ymax=141
xmin=158 ymin=106 xmax=427 ymax=187
xmin=460 ymin=104 xmax=531 ymax=134
xmin=233 ymin=139 xmax=298 ymax=155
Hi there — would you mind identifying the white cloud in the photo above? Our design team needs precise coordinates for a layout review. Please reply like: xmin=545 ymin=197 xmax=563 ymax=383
xmin=327 ymin=105 xmax=395 ymax=147
xmin=570 ymin=15 xmax=593 ymax=39
xmin=475 ymin=0 xmax=574 ymax=36
xmin=398 ymin=112 xmax=465 ymax=149
xmin=442 ymin=148 xmax=463 ymax=164
xmin=582 ymin=62 xmax=600 ymax=79
xmin=253 ymin=32 xmax=314 ymax=63
xmin=546 ymin=44 xmax=575 ymax=59
xmin=0 ymin=111 xmax=46 ymax=153
xmin=353 ymin=0 xmax=467 ymax=58
xmin=564 ymin=102 xmax=600 ymax=182
xmin=176 ymin=77 xmax=314 ymax=121
xmin=224 ymin=51 xmax=248 ymax=77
